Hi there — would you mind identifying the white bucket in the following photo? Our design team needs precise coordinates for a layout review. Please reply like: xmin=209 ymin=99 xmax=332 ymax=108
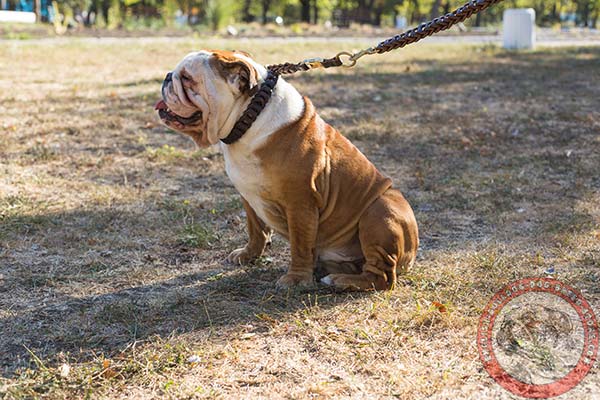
xmin=0 ymin=10 xmax=37 ymax=23
xmin=503 ymin=9 xmax=536 ymax=50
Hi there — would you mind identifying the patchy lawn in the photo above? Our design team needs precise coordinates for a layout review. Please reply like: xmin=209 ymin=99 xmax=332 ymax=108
xmin=0 ymin=38 xmax=599 ymax=399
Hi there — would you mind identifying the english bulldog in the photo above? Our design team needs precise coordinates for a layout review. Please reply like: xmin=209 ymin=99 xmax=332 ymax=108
xmin=156 ymin=50 xmax=418 ymax=291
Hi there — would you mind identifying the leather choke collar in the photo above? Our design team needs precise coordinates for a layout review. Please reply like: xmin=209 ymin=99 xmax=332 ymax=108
xmin=221 ymin=70 xmax=279 ymax=145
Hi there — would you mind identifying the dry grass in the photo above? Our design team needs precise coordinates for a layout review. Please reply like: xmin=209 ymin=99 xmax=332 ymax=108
xmin=0 ymin=38 xmax=599 ymax=399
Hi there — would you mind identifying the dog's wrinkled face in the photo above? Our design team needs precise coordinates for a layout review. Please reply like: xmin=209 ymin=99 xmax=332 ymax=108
xmin=156 ymin=50 xmax=260 ymax=147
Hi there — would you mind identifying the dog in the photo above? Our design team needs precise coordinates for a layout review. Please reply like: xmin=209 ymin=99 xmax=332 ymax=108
xmin=156 ymin=50 xmax=418 ymax=291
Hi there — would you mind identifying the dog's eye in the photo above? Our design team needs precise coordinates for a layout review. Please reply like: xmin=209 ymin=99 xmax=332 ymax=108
xmin=180 ymin=73 xmax=194 ymax=85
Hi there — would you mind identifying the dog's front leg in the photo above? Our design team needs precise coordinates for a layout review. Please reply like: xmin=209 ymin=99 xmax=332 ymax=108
xmin=276 ymin=205 xmax=318 ymax=289
xmin=227 ymin=197 xmax=272 ymax=265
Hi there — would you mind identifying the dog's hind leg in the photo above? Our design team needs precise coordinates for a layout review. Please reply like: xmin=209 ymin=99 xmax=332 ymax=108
xmin=320 ymin=189 xmax=418 ymax=291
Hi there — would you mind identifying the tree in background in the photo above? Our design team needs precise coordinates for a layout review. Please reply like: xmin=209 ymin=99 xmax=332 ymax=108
xmin=206 ymin=0 xmax=237 ymax=29
xmin=241 ymin=0 xmax=254 ymax=21
xmin=300 ymin=0 xmax=310 ymax=21
xmin=39 ymin=0 xmax=600 ymax=29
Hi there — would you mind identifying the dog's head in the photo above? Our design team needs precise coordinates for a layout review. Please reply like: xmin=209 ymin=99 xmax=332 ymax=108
xmin=156 ymin=50 xmax=261 ymax=147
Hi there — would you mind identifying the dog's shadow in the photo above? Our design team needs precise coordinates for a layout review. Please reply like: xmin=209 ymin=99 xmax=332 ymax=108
xmin=0 ymin=216 xmax=373 ymax=377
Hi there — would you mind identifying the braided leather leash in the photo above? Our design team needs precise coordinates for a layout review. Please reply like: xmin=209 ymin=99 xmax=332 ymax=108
xmin=222 ymin=0 xmax=503 ymax=144
xmin=267 ymin=0 xmax=504 ymax=75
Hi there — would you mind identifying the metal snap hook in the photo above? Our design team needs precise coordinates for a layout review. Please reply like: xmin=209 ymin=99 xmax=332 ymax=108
xmin=349 ymin=47 xmax=376 ymax=63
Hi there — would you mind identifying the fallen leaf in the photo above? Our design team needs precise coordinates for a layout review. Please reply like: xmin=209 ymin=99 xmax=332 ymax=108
xmin=460 ymin=137 xmax=472 ymax=149
xmin=101 ymin=359 xmax=118 ymax=379
xmin=187 ymin=355 xmax=201 ymax=364
xmin=432 ymin=301 xmax=447 ymax=313
xmin=239 ymin=333 xmax=256 ymax=340
xmin=58 ymin=363 xmax=70 ymax=378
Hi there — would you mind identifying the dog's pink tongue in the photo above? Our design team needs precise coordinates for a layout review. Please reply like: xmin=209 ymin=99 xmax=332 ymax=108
xmin=155 ymin=100 xmax=168 ymax=111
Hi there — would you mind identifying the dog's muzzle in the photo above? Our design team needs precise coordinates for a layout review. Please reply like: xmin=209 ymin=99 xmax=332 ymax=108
xmin=156 ymin=72 xmax=203 ymax=126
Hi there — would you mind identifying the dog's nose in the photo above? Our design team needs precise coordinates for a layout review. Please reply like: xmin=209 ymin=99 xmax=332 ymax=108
xmin=161 ymin=72 xmax=173 ymax=98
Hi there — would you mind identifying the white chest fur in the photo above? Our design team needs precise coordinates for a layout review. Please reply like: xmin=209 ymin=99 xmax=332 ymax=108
xmin=221 ymin=143 xmax=270 ymax=223
xmin=217 ymin=72 xmax=304 ymax=228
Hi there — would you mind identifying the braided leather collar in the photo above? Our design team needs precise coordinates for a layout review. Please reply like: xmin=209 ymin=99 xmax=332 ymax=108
xmin=220 ymin=70 xmax=279 ymax=145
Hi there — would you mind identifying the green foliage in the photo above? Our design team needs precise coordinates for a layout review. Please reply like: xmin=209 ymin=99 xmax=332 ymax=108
xmin=145 ymin=144 xmax=185 ymax=161
xmin=162 ymin=0 xmax=180 ymax=27
xmin=5 ymin=31 xmax=34 ymax=39
xmin=44 ymin=0 xmax=600 ymax=29
xmin=206 ymin=0 xmax=237 ymax=30
xmin=123 ymin=15 xmax=167 ymax=30
xmin=179 ymin=222 xmax=218 ymax=248
xmin=107 ymin=0 xmax=122 ymax=29
xmin=95 ymin=9 xmax=107 ymax=28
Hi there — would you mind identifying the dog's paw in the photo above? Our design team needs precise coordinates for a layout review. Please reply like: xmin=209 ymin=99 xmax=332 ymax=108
xmin=276 ymin=273 xmax=315 ymax=290
xmin=227 ymin=247 xmax=256 ymax=265
xmin=321 ymin=273 xmax=388 ymax=291
xmin=320 ymin=274 xmax=360 ymax=291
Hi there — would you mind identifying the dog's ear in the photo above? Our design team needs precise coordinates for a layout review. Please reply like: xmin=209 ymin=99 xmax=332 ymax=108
xmin=212 ymin=51 xmax=259 ymax=96
xmin=232 ymin=49 xmax=254 ymax=59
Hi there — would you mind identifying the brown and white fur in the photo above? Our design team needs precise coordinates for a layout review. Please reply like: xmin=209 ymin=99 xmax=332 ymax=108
xmin=157 ymin=50 xmax=419 ymax=291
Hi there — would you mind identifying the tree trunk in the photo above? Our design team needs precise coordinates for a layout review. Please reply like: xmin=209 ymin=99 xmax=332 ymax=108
xmin=429 ymin=0 xmax=442 ymax=19
xmin=34 ymin=0 xmax=41 ymax=20
xmin=86 ymin=0 xmax=97 ymax=25
xmin=535 ymin=0 xmax=545 ymax=25
xmin=261 ymin=0 xmax=271 ymax=24
xmin=373 ymin=6 xmax=383 ymax=26
xmin=242 ymin=0 xmax=253 ymax=22
xmin=300 ymin=0 xmax=310 ymax=23
xmin=550 ymin=3 xmax=558 ymax=23
xmin=356 ymin=0 xmax=372 ymax=24
xmin=312 ymin=0 xmax=318 ymax=24
xmin=411 ymin=0 xmax=421 ymax=24
xmin=1 ymin=0 xmax=7 ymax=10
xmin=474 ymin=9 xmax=482 ymax=26
xmin=101 ymin=0 xmax=110 ymax=25
xmin=582 ymin=0 xmax=590 ymax=27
